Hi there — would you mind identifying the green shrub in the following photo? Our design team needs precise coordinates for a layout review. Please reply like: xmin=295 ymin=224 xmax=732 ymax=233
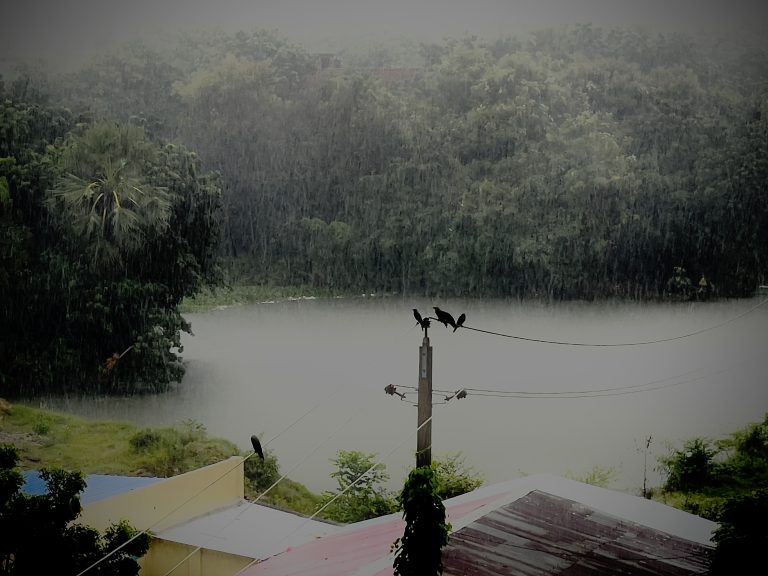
xmin=129 ymin=429 xmax=163 ymax=451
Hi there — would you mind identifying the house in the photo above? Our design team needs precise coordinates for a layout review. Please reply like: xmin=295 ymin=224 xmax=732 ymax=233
xmin=25 ymin=457 xmax=339 ymax=576
xmin=26 ymin=458 xmax=716 ymax=575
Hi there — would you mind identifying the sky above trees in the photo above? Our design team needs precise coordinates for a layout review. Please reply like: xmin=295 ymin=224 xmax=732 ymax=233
xmin=3 ymin=0 xmax=767 ymax=64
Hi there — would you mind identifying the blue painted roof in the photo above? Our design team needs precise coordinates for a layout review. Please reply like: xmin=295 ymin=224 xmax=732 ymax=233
xmin=22 ymin=471 xmax=163 ymax=505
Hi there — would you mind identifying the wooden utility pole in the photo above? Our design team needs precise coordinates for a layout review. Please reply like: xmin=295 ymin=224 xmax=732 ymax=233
xmin=416 ymin=332 xmax=433 ymax=468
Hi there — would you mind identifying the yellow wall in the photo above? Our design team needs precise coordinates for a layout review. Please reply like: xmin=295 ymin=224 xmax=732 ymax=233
xmin=80 ymin=456 xmax=244 ymax=532
xmin=140 ymin=540 xmax=252 ymax=576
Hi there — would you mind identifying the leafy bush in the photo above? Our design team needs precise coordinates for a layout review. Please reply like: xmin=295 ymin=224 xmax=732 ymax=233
xmin=321 ymin=450 xmax=397 ymax=523
xmin=432 ymin=453 xmax=483 ymax=499
xmin=244 ymin=449 xmax=280 ymax=492
xmin=566 ymin=465 xmax=617 ymax=488
xmin=710 ymin=489 xmax=768 ymax=575
xmin=129 ymin=422 xmax=239 ymax=477
xmin=129 ymin=429 xmax=163 ymax=451
xmin=0 ymin=444 xmax=149 ymax=575
xmin=659 ymin=438 xmax=719 ymax=492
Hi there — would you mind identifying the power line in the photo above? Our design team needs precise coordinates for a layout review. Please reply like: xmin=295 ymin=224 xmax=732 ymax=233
xmin=233 ymin=416 xmax=435 ymax=576
xmin=160 ymin=412 xmax=358 ymax=576
xmin=464 ymin=365 xmax=707 ymax=396
xmin=462 ymin=365 xmax=732 ymax=399
xmin=394 ymin=364 xmax=713 ymax=398
xmin=460 ymin=297 xmax=767 ymax=346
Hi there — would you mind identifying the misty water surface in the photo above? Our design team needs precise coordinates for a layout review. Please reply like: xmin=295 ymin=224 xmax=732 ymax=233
xmin=37 ymin=297 xmax=767 ymax=493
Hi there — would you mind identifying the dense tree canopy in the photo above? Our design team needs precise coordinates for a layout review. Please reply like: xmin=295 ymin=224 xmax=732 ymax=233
xmin=0 ymin=93 xmax=221 ymax=395
xmin=4 ymin=26 xmax=766 ymax=302
xmin=38 ymin=25 xmax=766 ymax=299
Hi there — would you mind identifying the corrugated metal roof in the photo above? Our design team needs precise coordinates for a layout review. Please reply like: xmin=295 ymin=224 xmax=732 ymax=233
xmin=22 ymin=471 xmax=162 ymax=505
xmin=243 ymin=475 xmax=715 ymax=576
xmin=243 ymin=490 xmax=506 ymax=576
xmin=155 ymin=499 xmax=340 ymax=559
xmin=442 ymin=491 xmax=712 ymax=575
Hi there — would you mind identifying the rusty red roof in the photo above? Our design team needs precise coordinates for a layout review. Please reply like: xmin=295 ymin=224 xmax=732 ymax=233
xmin=442 ymin=490 xmax=711 ymax=575
xmin=243 ymin=475 xmax=715 ymax=576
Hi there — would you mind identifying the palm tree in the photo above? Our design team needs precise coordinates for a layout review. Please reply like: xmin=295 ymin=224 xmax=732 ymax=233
xmin=48 ymin=123 xmax=172 ymax=267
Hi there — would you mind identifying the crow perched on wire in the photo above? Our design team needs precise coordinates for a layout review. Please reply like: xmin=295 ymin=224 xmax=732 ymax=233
xmin=454 ymin=313 xmax=466 ymax=332
xmin=250 ymin=435 xmax=264 ymax=460
xmin=433 ymin=307 xmax=457 ymax=330
xmin=413 ymin=308 xmax=431 ymax=331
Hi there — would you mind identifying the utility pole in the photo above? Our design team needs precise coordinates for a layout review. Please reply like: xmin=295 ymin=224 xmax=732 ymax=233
xmin=416 ymin=329 xmax=433 ymax=468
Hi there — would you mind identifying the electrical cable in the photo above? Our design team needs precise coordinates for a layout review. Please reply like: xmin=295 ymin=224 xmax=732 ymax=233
xmin=459 ymin=297 xmax=767 ymax=346
xmin=463 ymin=365 xmax=733 ymax=399
xmin=232 ymin=416 xmax=435 ymax=576
xmin=464 ymin=365 xmax=707 ymax=396
xmin=159 ymin=412 xmax=358 ymax=576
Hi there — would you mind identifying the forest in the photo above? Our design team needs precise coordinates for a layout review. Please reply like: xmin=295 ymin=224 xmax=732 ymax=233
xmin=2 ymin=24 xmax=767 ymax=392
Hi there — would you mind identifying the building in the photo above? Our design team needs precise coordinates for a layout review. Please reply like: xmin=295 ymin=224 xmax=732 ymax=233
xmin=241 ymin=474 xmax=716 ymax=576
xmin=26 ymin=460 xmax=717 ymax=575
xmin=25 ymin=457 xmax=339 ymax=576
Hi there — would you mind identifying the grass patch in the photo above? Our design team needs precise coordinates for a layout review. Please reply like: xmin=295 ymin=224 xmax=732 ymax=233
xmin=0 ymin=401 xmax=324 ymax=515
xmin=246 ymin=477 xmax=325 ymax=517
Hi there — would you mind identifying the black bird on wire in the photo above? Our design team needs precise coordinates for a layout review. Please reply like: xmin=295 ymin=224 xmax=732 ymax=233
xmin=433 ymin=306 xmax=457 ymax=330
xmin=413 ymin=308 xmax=431 ymax=331
xmin=250 ymin=435 xmax=264 ymax=460
xmin=454 ymin=313 xmax=466 ymax=332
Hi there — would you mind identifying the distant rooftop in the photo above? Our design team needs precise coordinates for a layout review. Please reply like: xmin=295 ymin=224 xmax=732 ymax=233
xmin=22 ymin=471 xmax=162 ymax=505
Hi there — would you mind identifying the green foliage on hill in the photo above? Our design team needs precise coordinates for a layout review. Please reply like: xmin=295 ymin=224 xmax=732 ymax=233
xmin=36 ymin=25 xmax=768 ymax=299
xmin=658 ymin=413 xmax=768 ymax=521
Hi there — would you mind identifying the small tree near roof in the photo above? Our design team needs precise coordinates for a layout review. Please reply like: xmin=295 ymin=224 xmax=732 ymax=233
xmin=0 ymin=444 xmax=150 ymax=575
xmin=393 ymin=466 xmax=451 ymax=576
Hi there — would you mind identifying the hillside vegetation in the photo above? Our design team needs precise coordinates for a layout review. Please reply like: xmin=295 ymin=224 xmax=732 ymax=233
xmin=33 ymin=25 xmax=768 ymax=299
xmin=0 ymin=400 xmax=322 ymax=513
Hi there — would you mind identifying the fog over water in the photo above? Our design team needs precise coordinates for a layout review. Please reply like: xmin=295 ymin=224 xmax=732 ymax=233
xmin=39 ymin=297 xmax=768 ymax=493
